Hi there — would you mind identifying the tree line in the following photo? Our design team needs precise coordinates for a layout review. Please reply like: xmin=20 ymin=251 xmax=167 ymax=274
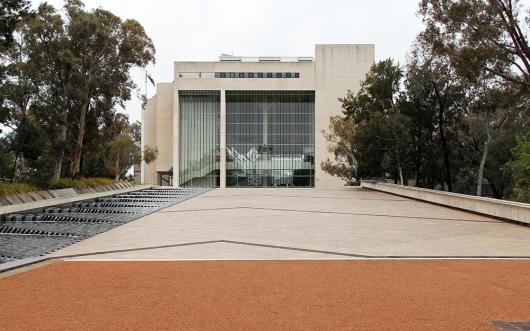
xmin=0 ymin=0 xmax=157 ymax=186
xmin=322 ymin=0 xmax=530 ymax=202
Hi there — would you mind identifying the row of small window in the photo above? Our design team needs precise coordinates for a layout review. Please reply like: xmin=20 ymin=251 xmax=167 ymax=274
xmin=215 ymin=72 xmax=300 ymax=79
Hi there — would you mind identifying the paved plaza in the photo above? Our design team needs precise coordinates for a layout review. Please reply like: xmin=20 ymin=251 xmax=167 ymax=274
xmin=51 ymin=187 xmax=530 ymax=260
xmin=2 ymin=187 xmax=530 ymax=330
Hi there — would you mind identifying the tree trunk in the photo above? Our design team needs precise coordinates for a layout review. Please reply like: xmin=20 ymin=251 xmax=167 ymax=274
xmin=415 ymin=141 xmax=422 ymax=187
xmin=441 ymin=134 xmax=452 ymax=192
xmin=52 ymin=123 xmax=68 ymax=180
xmin=433 ymin=82 xmax=453 ymax=192
xmin=490 ymin=182 xmax=504 ymax=199
xmin=72 ymin=101 xmax=89 ymax=179
xmin=10 ymin=152 xmax=19 ymax=182
xmin=439 ymin=113 xmax=452 ymax=192
xmin=397 ymin=155 xmax=404 ymax=185
xmin=115 ymin=154 xmax=120 ymax=181
xmin=476 ymin=127 xmax=492 ymax=197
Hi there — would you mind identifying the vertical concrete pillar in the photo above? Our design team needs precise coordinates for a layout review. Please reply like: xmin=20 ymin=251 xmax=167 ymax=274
xmin=220 ymin=90 xmax=227 ymax=188
xmin=140 ymin=107 xmax=146 ymax=185
xmin=172 ymin=90 xmax=180 ymax=187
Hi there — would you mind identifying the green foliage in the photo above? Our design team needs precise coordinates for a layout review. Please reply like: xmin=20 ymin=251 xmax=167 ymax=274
xmin=106 ymin=134 xmax=139 ymax=180
xmin=507 ymin=132 xmax=530 ymax=202
xmin=0 ymin=182 xmax=38 ymax=197
xmin=143 ymin=145 xmax=158 ymax=164
xmin=0 ymin=0 xmax=30 ymax=49
xmin=81 ymin=151 xmax=111 ymax=178
xmin=0 ymin=138 xmax=14 ymax=179
xmin=0 ymin=0 xmax=31 ymax=107
xmin=325 ymin=59 xmax=413 ymax=185
xmin=341 ymin=59 xmax=403 ymax=120
xmin=324 ymin=52 xmax=528 ymax=198
xmin=324 ymin=0 xmax=529 ymax=197
xmin=49 ymin=177 xmax=117 ymax=190
xmin=0 ymin=0 xmax=155 ymax=183
xmin=418 ymin=0 xmax=530 ymax=87
xmin=10 ymin=116 xmax=55 ymax=187
xmin=64 ymin=1 xmax=155 ymax=177
xmin=321 ymin=116 xmax=358 ymax=184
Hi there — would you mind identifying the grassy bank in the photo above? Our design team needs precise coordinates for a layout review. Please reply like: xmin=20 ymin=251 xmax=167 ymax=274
xmin=0 ymin=182 xmax=39 ymax=197
xmin=49 ymin=177 xmax=118 ymax=190
xmin=0 ymin=178 xmax=120 ymax=197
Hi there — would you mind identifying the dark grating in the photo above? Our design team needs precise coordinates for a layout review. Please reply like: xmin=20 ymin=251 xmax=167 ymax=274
xmin=0 ymin=226 xmax=79 ymax=238
xmin=491 ymin=321 xmax=530 ymax=330
xmin=0 ymin=187 xmax=209 ymax=264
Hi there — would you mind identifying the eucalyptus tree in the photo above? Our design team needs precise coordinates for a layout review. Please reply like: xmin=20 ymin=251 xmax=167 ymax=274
xmin=64 ymin=0 xmax=155 ymax=178
xmin=410 ymin=32 xmax=470 ymax=192
xmin=22 ymin=3 xmax=76 ymax=180
xmin=417 ymin=0 xmax=530 ymax=194
xmin=466 ymin=83 xmax=523 ymax=196
xmin=1 ymin=0 xmax=156 ymax=182
xmin=402 ymin=62 xmax=440 ymax=188
xmin=0 ymin=8 xmax=43 ymax=180
xmin=418 ymin=0 xmax=530 ymax=87
xmin=0 ymin=0 xmax=31 ymax=129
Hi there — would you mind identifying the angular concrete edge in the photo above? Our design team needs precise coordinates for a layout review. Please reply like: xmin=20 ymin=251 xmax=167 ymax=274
xmin=0 ymin=256 xmax=51 ymax=273
xmin=0 ymin=185 xmax=152 ymax=216
xmin=361 ymin=180 xmax=530 ymax=225
xmin=0 ymin=186 xmax=211 ymax=273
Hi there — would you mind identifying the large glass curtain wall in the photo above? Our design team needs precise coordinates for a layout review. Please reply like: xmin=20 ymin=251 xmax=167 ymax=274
xmin=179 ymin=91 xmax=220 ymax=187
xmin=226 ymin=91 xmax=315 ymax=187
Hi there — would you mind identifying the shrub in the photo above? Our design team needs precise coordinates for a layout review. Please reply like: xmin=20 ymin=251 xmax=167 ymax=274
xmin=0 ymin=182 xmax=39 ymax=197
xmin=50 ymin=177 xmax=118 ymax=190
xmin=0 ymin=177 xmax=120 ymax=197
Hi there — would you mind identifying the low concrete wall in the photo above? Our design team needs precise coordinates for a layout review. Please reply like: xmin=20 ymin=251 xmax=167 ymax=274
xmin=361 ymin=180 xmax=530 ymax=224
xmin=0 ymin=185 xmax=151 ymax=216
xmin=0 ymin=182 xmax=135 ymax=206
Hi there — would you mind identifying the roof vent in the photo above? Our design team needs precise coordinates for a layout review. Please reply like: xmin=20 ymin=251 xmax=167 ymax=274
xmin=219 ymin=54 xmax=241 ymax=62
xmin=259 ymin=57 xmax=281 ymax=62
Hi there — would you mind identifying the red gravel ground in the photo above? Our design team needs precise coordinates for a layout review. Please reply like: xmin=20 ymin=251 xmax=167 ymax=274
xmin=1 ymin=260 xmax=530 ymax=330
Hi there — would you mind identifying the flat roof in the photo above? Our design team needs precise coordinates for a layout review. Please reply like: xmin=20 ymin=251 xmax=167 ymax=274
xmin=219 ymin=54 xmax=314 ymax=62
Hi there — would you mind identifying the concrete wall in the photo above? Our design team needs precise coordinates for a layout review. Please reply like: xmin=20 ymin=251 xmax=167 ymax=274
xmin=155 ymin=83 xmax=174 ymax=173
xmin=0 ymin=183 xmax=144 ymax=214
xmin=173 ymin=61 xmax=315 ymax=91
xmin=141 ymin=97 xmax=157 ymax=184
xmin=361 ymin=180 xmax=530 ymax=225
xmin=142 ymin=84 xmax=175 ymax=185
xmin=314 ymin=44 xmax=374 ymax=188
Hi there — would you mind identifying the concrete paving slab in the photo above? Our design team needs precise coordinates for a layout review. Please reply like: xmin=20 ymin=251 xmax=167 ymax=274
xmin=51 ymin=187 xmax=530 ymax=260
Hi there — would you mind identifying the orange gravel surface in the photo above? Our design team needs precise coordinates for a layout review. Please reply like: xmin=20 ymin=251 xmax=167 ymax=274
xmin=1 ymin=260 xmax=530 ymax=330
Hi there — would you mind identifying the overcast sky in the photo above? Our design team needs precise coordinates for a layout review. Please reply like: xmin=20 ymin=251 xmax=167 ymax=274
xmin=30 ymin=0 xmax=529 ymax=123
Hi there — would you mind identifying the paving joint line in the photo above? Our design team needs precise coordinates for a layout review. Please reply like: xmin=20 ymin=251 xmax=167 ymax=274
xmin=160 ymin=206 xmax=504 ymax=224
xmin=4 ymin=238 xmax=528 ymax=272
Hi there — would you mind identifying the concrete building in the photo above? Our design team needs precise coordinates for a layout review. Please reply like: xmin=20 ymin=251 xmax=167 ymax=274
xmin=141 ymin=44 xmax=374 ymax=188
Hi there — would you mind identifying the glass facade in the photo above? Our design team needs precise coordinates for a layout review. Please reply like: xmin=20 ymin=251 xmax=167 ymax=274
xmin=226 ymin=91 xmax=315 ymax=187
xmin=179 ymin=91 xmax=220 ymax=187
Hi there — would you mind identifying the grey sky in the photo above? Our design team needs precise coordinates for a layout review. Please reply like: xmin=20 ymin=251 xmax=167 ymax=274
xmin=30 ymin=0 xmax=529 ymax=123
